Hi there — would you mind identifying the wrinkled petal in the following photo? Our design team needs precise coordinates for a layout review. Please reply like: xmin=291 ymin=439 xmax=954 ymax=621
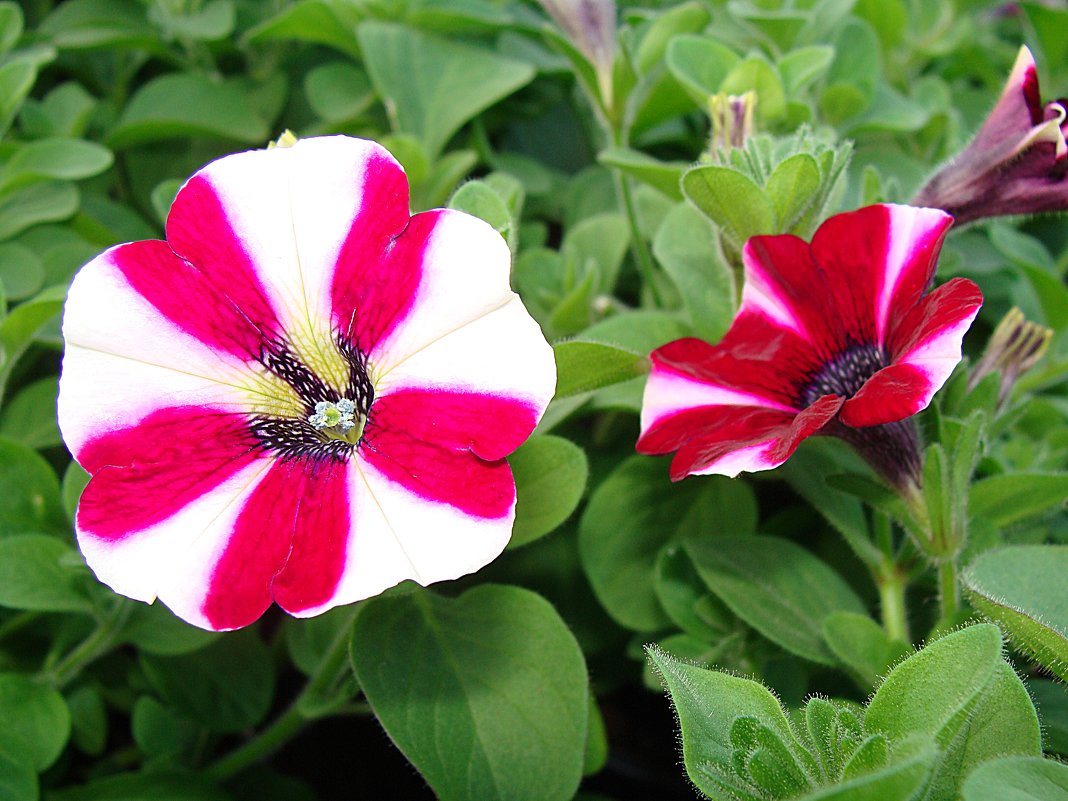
xmin=647 ymin=395 xmax=843 ymax=481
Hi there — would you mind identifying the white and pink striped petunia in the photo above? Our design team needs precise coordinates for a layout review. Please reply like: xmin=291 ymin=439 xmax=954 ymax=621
xmin=58 ymin=135 xmax=555 ymax=632
xmin=637 ymin=204 xmax=983 ymax=489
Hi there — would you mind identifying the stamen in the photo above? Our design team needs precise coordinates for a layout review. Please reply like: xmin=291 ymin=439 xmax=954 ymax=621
xmin=308 ymin=398 xmax=363 ymax=442
xmin=800 ymin=343 xmax=888 ymax=408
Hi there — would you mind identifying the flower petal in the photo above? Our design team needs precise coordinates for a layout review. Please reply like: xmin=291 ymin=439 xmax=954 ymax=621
xmin=655 ymin=395 xmax=843 ymax=481
xmin=841 ymin=276 xmax=983 ymax=428
xmin=361 ymin=209 xmax=519 ymax=373
xmin=645 ymin=327 xmax=815 ymax=416
xmin=168 ymin=136 xmax=411 ymax=378
xmin=809 ymin=204 xmax=952 ymax=344
xmin=374 ymin=295 xmax=556 ymax=415
xmin=969 ymin=46 xmax=1045 ymax=161
xmin=58 ymin=243 xmax=296 ymax=458
xmin=202 ymin=458 xmax=351 ymax=629
xmin=75 ymin=407 xmax=264 ymax=543
xmin=360 ymin=392 xmax=523 ymax=518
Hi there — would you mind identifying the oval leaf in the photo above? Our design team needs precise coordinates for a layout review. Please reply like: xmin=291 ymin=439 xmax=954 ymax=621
xmin=509 ymin=435 xmax=588 ymax=548
xmin=352 ymin=585 xmax=589 ymax=801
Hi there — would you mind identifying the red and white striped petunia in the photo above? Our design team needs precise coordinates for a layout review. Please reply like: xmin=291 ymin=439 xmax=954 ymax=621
xmin=58 ymin=135 xmax=555 ymax=632
xmin=637 ymin=204 xmax=982 ymax=489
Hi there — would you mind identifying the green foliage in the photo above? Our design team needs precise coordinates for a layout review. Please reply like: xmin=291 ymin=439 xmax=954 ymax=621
xmin=351 ymin=585 xmax=589 ymax=801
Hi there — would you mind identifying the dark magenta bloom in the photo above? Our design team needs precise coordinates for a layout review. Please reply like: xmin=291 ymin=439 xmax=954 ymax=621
xmin=637 ymin=204 xmax=983 ymax=486
xmin=914 ymin=46 xmax=1068 ymax=224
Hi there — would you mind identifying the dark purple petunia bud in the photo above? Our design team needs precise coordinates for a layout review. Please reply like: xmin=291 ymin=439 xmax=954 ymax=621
xmin=914 ymin=46 xmax=1068 ymax=224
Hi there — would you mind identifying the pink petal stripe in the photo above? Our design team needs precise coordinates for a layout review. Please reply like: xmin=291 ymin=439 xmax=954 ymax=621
xmin=199 ymin=458 xmax=350 ymax=630
xmin=664 ymin=395 xmax=843 ymax=481
xmin=360 ymin=392 xmax=521 ymax=518
xmin=888 ymin=277 xmax=984 ymax=360
xmin=839 ymin=364 xmax=931 ymax=428
xmin=77 ymin=408 xmax=262 ymax=542
xmin=652 ymin=322 xmax=817 ymax=411
xmin=271 ymin=459 xmax=351 ymax=615
xmin=370 ymin=389 xmax=540 ymax=461
xmin=329 ymin=152 xmax=416 ymax=353
xmin=162 ymin=176 xmax=284 ymax=355
xmin=109 ymin=240 xmax=278 ymax=359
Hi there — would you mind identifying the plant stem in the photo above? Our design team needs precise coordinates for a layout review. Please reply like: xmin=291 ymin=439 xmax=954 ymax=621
xmin=206 ymin=610 xmax=358 ymax=781
xmin=878 ymin=568 xmax=909 ymax=643
xmin=47 ymin=602 xmax=132 ymax=689
xmin=608 ymin=127 xmax=662 ymax=305
xmin=938 ymin=559 xmax=961 ymax=623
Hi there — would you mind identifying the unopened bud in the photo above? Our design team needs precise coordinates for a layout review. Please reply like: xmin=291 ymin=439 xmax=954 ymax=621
xmin=709 ymin=92 xmax=755 ymax=157
xmin=968 ymin=306 xmax=1053 ymax=406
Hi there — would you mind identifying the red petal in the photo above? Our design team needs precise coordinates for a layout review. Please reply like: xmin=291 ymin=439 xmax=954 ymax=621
xmin=647 ymin=395 xmax=842 ymax=481
xmin=329 ymin=152 xmax=418 ymax=353
xmin=200 ymin=458 xmax=351 ymax=629
xmin=888 ymin=277 xmax=984 ymax=359
xmin=360 ymin=391 xmax=524 ymax=518
xmin=77 ymin=408 xmax=262 ymax=542
xmin=109 ymin=239 xmax=278 ymax=359
xmin=839 ymin=364 xmax=931 ymax=427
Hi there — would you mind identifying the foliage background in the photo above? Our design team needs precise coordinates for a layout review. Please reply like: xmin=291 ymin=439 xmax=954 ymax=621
xmin=2 ymin=0 xmax=1068 ymax=799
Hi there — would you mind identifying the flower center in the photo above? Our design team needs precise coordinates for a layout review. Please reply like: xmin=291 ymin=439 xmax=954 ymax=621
xmin=800 ymin=343 xmax=888 ymax=408
xmin=247 ymin=336 xmax=375 ymax=462
xmin=308 ymin=398 xmax=365 ymax=444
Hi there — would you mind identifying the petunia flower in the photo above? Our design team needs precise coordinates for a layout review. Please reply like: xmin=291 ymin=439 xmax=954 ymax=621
xmin=913 ymin=46 xmax=1068 ymax=224
xmin=58 ymin=135 xmax=555 ymax=632
xmin=636 ymin=204 xmax=982 ymax=491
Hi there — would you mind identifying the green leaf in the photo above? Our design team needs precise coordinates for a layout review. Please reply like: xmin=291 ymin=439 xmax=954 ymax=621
xmin=509 ymin=435 xmax=588 ymax=548
xmin=0 ymin=285 xmax=67 ymax=402
xmin=793 ymin=750 xmax=935 ymax=801
xmin=685 ymin=535 xmax=865 ymax=665
xmin=969 ymin=473 xmax=1068 ymax=527
xmin=682 ymin=165 xmax=774 ymax=250
xmin=48 ymin=771 xmax=229 ymax=801
xmin=579 ymin=457 xmax=755 ymax=631
xmin=0 ymin=437 xmax=67 ymax=537
xmin=720 ymin=56 xmax=786 ymax=123
xmin=66 ymin=685 xmax=106 ymax=756
xmin=822 ymin=612 xmax=911 ymax=690
xmin=141 ymin=630 xmax=273 ymax=731
xmin=963 ymin=756 xmax=1068 ymax=801
xmin=243 ymin=0 xmax=363 ymax=58
xmin=304 ymin=62 xmax=375 ymax=122
xmin=778 ymin=46 xmax=834 ymax=95
xmin=0 ymin=243 xmax=44 ymax=302
xmin=553 ymin=340 xmax=648 ymax=398
xmin=121 ymin=602 xmax=217 ymax=656
xmin=0 ymin=534 xmax=91 ymax=613
xmin=352 ymin=585 xmax=589 ymax=801
xmin=449 ymin=181 xmax=512 ymax=237
xmin=39 ymin=0 xmax=158 ymax=51
xmin=963 ymin=545 xmax=1068 ymax=682
xmin=561 ymin=213 xmax=629 ymax=296
xmin=0 ymin=138 xmax=112 ymax=192
xmin=598 ymin=148 xmax=685 ymax=200
xmin=357 ymin=21 xmax=534 ymax=159
xmin=0 ymin=377 xmax=61 ymax=448
xmin=61 ymin=461 xmax=89 ymax=523
xmin=655 ymin=545 xmax=732 ymax=641
xmin=107 ymin=74 xmax=270 ymax=149
xmin=0 ymin=181 xmax=79 ymax=240
xmin=0 ymin=2 xmax=23 ymax=57
xmin=867 ymin=624 xmax=1041 ymax=798
xmin=131 ymin=696 xmax=199 ymax=760
xmin=0 ymin=60 xmax=38 ymax=137
xmin=665 ymin=35 xmax=739 ymax=106
xmin=1028 ymin=678 xmax=1068 ymax=754
xmin=0 ymin=673 xmax=71 ymax=770
xmin=652 ymin=202 xmax=736 ymax=343
xmin=149 ymin=0 xmax=234 ymax=41
xmin=647 ymin=645 xmax=806 ymax=798
xmin=0 ymin=746 xmax=35 ymax=801
xmin=766 ymin=153 xmax=820 ymax=234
